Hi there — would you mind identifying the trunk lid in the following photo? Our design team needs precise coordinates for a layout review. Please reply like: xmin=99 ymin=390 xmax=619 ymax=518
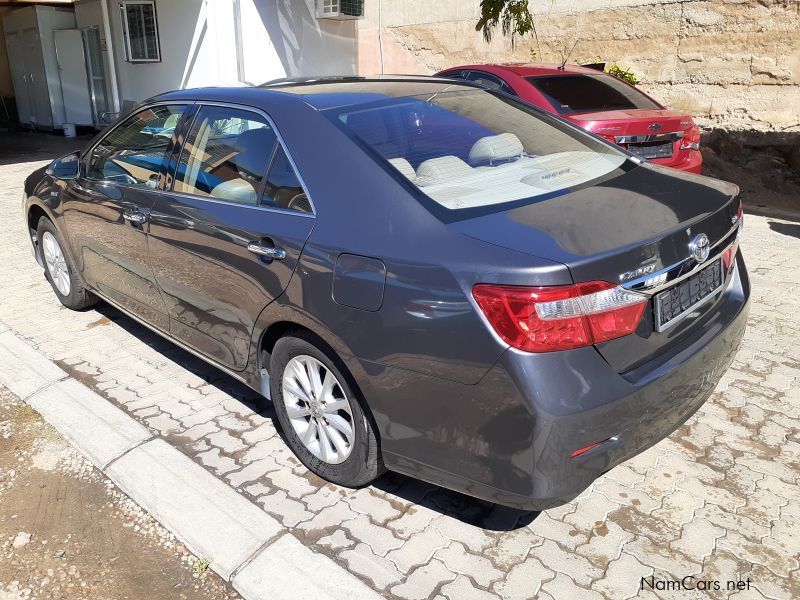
xmin=566 ymin=108 xmax=691 ymax=137
xmin=452 ymin=163 xmax=741 ymax=372
xmin=567 ymin=109 xmax=696 ymax=166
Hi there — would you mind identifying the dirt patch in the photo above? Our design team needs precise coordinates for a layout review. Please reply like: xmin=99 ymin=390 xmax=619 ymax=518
xmin=0 ymin=387 xmax=240 ymax=600
xmin=702 ymin=130 xmax=800 ymax=217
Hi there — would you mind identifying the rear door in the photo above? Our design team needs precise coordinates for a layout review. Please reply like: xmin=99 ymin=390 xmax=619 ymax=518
xmin=148 ymin=104 xmax=315 ymax=370
xmin=62 ymin=103 xmax=188 ymax=330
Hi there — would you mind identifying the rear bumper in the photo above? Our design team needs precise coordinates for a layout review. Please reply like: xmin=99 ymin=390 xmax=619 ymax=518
xmin=654 ymin=149 xmax=703 ymax=174
xmin=371 ymin=254 xmax=749 ymax=510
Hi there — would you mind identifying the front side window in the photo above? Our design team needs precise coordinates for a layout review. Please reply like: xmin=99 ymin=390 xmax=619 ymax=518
xmin=85 ymin=104 xmax=184 ymax=187
xmin=332 ymin=89 xmax=628 ymax=212
xmin=527 ymin=74 xmax=660 ymax=115
xmin=121 ymin=1 xmax=160 ymax=62
xmin=174 ymin=106 xmax=277 ymax=205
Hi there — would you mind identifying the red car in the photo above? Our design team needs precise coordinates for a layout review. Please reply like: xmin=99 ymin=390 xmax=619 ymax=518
xmin=436 ymin=64 xmax=702 ymax=174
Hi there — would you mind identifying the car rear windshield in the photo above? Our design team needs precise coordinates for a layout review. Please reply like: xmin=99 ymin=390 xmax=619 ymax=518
xmin=328 ymin=88 xmax=628 ymax=212
xmin=526 ymin=74 xmax=660 ymax=115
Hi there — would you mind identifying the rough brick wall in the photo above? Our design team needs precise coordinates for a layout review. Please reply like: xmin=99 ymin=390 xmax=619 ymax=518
xmin=359 ymin=0 xmax=800 ymax=132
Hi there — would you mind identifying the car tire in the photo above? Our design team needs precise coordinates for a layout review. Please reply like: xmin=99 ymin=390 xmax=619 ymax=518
xmin=37 ymin=217 xmax=97 ymax=311
xmin=270 ymin=332 xmax=383 ymax=487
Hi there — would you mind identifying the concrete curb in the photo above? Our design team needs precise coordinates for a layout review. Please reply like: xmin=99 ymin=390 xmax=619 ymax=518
xmin=0 ymin=329 xmax=382 ymax=600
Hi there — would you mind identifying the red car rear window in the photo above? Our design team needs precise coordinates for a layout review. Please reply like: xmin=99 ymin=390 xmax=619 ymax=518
xmin=527 ymin=74 xmax=660 ymax=115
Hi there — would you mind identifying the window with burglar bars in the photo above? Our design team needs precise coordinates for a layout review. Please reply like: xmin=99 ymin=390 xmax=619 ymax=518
xmin=318 ymin=0 xmax=364 ymax=18
xmin=120 ymin=1 xmax=161 ymax=62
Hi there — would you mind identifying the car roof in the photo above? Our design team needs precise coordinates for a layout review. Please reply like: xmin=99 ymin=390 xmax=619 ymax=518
xmin=440 ymin=63 xmax=607 ymax=77
xmin=152 ymin=76 xmax=484 ymax=112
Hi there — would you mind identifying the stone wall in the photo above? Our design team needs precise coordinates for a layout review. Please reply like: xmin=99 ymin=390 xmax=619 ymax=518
xmin=357 ymin=0 xmax=800 ymax=132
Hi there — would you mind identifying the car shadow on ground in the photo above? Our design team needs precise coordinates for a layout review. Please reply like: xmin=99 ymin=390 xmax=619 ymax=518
xmin=768 ymin=220 xmax=800 ymax=239
xmin=92 ymin=302 xmax=540 ymax=532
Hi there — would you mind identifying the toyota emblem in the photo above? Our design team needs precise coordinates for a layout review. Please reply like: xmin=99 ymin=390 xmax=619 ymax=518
xmin=689 ymin=233 xmax=710 ymax=263
xmin=648 ymin=123 xmax=663 ymax=132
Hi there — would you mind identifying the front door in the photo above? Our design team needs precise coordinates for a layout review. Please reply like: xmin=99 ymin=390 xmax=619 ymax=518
xmin=62 ymin=104 xmax=188 ymax=330
xmin=148 ymin=104 xmax=315 ymax=370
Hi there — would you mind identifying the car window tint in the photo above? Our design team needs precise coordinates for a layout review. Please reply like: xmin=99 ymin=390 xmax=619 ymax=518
xmin=173 ymin=106 xmax=277 ymax=205
xmin=85 ymin=105 xmax=184 ymax=187
xmin=526 ymin=74 xmax=660 ymax=115
xmin=467 ymin=71 xmax=516 ymax=96
xmin=261 ymin=145 xmax=312 ymax=214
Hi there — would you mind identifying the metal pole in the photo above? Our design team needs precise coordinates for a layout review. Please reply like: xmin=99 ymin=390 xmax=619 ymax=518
xmin=100 ymin=0 xmax=121 ymax=113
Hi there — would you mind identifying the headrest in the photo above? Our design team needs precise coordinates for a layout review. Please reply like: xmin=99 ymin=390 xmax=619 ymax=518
xmin=387 ymin=158 xmax=416 ymax=180
xmin=416 ymin=156 xmax=474 ymax=185
xmin=468 ymin=133 xmax=523 ymax=165
xmin=210 ymin=179 xmax=258 ymax=204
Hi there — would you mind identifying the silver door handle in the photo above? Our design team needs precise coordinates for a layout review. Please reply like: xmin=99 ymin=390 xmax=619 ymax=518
xmin=247 ymin=242 xmax=286 ymax=260
xmin=123 ymin=210 xmax=148 ymax=224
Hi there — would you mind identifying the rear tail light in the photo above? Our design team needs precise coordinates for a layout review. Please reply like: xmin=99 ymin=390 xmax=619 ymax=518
xmin=599 ymin=134 xmax=618 ymax=145
xmin=680 ymin=123 xmax=701 ymax=151
xmin=722 ymin=242 xmax=738 ymax=272
xmin=472 ymin=281 xmax=648 ymax=353
xmin=723 ymin=198 xmax=744 ymax=271
xmin=735 ymin=197 xmax=744 ymax=228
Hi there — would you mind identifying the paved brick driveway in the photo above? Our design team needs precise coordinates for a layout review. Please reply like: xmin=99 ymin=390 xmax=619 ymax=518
xmin=2 ymin=154 xmax=798 ymax=600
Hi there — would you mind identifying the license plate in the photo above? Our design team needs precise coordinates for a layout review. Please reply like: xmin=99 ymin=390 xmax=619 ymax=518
xmin=628 ymin=141 xmax=674 ymax=160
xmin=654 ymin=260 xmax=723 ymax=331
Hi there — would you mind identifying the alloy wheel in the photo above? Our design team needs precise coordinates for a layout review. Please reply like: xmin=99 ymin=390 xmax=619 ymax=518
xmin=282 ymin=355 xmax=355 ymax=464
xmin=42 ymin=231 xmax=71 ymax=296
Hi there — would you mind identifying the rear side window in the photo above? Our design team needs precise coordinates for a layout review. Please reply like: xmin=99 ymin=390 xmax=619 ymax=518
xmin=85 ymin=104 xmax=184 ymax=187
xmin=527 ymin=74 xmax=660 ymax=115
xmin=332 ymin=89 xmax=627 ymax=212
xmin=467 ymin=71 xmax=516 ymax=96
xmin=262 ymin=146 xmax=312 ymax=214
xmin=440 ymin=70 xmax=470 ymax=80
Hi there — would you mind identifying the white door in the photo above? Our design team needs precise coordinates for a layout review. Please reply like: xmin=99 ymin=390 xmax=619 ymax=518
xmin=21 ymin=29 xmax=52 ymax=128
xmin=54 ymin=29 xmax=93 ymax=126
xmin=5 ymin=33 xmax=33 ymax=124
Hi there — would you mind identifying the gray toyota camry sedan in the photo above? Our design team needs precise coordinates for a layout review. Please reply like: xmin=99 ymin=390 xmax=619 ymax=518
xmin=22 ymin=76 xmax=749 ymax=510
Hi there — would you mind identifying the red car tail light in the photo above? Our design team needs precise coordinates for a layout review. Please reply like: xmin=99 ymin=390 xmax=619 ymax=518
xmin=472 ymin=282 xmax=648 ymax=352
xmin=569 ymin=437 xmax=616 ymax=458
xmin=680 ymin=123 xmax=701 ymax=151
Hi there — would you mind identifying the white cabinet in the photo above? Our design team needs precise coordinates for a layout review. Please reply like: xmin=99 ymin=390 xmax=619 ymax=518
xmin=3 ymin=5 xmax=78 ymax=129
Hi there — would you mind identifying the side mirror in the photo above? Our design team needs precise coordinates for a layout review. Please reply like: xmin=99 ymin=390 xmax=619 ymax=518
xmin=46 ymin=151 xmax=81 ymax=180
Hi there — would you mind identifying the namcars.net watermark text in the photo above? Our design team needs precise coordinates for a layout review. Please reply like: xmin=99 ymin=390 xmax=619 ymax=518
xmin=642 ymin=576 xmax=753 ymax=592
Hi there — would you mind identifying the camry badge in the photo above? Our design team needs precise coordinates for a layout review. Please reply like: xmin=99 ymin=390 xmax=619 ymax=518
xmin=648 ymin=123 xmax=663 ymax=132
xmin=689 ymin=233 xmax=710 ymax=263
xmin=620 ymin=263 xmax=656 ymax=282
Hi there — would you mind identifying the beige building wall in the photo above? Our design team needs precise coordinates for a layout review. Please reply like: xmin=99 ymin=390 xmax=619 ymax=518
xmin=357 ymin=0 xmax=800 ymax=132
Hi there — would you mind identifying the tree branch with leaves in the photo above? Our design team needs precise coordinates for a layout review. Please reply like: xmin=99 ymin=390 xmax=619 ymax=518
xmin=476 ymin=0 xmax=534 ymax=44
